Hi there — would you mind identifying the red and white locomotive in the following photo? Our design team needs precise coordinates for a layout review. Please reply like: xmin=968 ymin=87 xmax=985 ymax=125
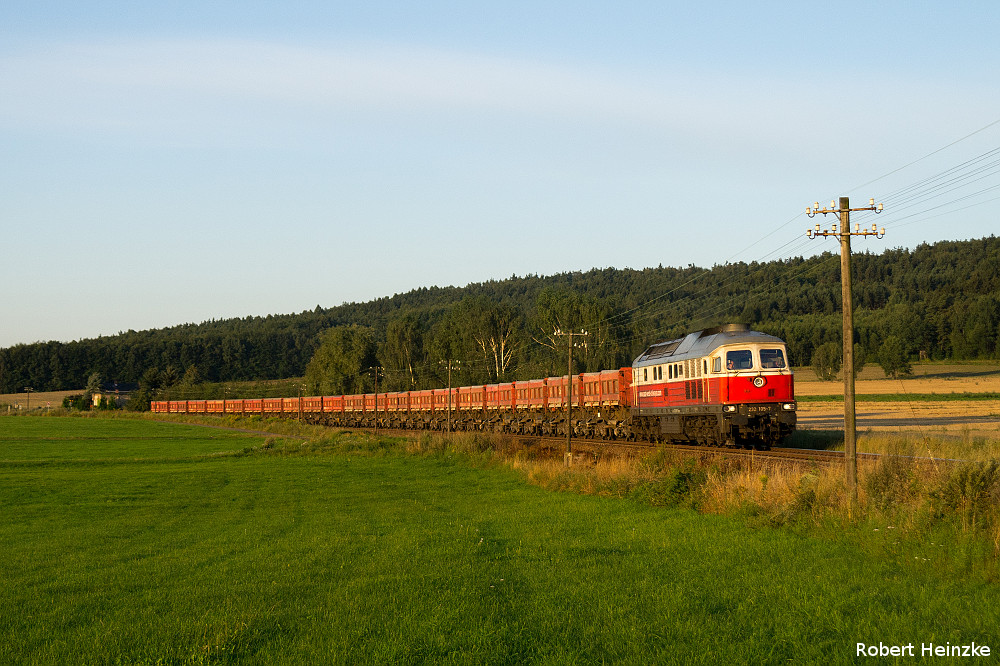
xmin=629 ymin=323 xmax=796 ymax=447
xmin=152 ymin=323 xmax=796 ymax=448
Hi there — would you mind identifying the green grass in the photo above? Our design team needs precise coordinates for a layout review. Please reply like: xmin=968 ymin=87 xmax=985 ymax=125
xmin=2 ymin=416 xmax=1000 ymax=664
xmin=0 ymin=415 xmax=272 ymax=461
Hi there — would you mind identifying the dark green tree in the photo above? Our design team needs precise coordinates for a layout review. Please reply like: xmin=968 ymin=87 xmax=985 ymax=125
xmin=811 ymin=342 xmax=841 ymax=381
xmin=379 ymin=314 xmax=424 ymax=390
xmin=852 ymin=342 xmax=867 ymax=378
xmin=305 ymin=326 xmax=377 ymax=395
xmin=877 ymin=335 xmax=912 ymax=378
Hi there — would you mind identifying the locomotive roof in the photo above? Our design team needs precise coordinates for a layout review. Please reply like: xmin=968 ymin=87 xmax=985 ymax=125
xmin=633 ymin=324 xmax=785 ymax=366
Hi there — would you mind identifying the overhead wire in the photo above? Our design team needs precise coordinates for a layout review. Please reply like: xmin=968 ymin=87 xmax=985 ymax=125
xmin=348 ymin=117 xmax=1000 ymax=388
xmin=579 ymin=117 xmax=1000 ymax=350
xmin=846 ymin=116 xmax=1000 ymax=192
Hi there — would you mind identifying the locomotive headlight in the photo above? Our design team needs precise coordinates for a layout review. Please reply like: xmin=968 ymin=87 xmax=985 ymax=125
xmin=723 ymin=405 xmax=737 ymax=413
xmin=782 ymin=402 xmax=796 ymax=411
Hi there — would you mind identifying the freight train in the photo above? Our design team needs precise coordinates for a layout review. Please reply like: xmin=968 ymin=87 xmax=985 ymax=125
xmin=151 ymin=324 xmax=796 ymax=448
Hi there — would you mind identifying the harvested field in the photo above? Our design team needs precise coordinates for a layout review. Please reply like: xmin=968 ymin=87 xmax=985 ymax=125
xmin=797 ymin=400 xmax=1000 ymax=438
xmin=0 ymin=389 xmax=78 ymax=410
xmin=794 ymin=362 xmax=1000 ymax=396
xmin=794 ymin=362 xmax=1000 ymax=441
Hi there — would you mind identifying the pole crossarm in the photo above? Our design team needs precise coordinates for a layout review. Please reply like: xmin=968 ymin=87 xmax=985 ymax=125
xmin=806 ymin=198 xmax=885 ymax=239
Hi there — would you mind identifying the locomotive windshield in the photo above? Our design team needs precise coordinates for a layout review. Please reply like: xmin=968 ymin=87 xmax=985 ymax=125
xmin=725 ymin=350 xmax=753 ymax=370
xmin=761 ymin=348 xmax=786 ymax=369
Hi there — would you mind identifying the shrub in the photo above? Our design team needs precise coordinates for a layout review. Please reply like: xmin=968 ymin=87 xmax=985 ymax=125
xmin=864 ymin=444 xmax=919 ymax=513
xmin=931 ymin=460 xmax=1000 ymax=532
xmin=633 ymin=459 xmax=707 ymax=508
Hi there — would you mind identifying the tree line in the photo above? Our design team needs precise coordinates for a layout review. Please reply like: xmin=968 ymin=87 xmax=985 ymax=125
xmin=2 ymin=236 xmax=999 ymax=396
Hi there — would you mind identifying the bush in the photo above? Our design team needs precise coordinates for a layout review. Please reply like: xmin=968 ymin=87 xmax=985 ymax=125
xmin=931 ymin=460 xmax=1000 ymax=531
xmin=634 ymin=460 xmax=707 ymax=508
xmin=62 ymin=394 xmax=90 ymax=411
xmin=865 ymin=445 xmax=918 ymax=512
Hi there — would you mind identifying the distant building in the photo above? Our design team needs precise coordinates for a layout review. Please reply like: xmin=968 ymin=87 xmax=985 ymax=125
xmin=92 ymin=382 xmax=139 ymax=408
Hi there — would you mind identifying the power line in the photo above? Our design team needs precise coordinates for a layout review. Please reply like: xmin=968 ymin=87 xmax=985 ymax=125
xmin=847 ymin=116 xmax=1000 ymax=192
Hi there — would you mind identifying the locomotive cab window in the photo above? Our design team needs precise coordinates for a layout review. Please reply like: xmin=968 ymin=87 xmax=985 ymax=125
xmin=761 ymin=348 xmax=786 ymax=369
xmin=725 ymin=350 xmax=753 ymax=371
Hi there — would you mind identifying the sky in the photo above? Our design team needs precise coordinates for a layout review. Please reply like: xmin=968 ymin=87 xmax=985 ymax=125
xmin=2 ymin=1 xmax=999 ymax=348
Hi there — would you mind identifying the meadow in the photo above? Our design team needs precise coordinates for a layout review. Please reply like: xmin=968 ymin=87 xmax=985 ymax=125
xmin=2 ymin=414 xmax=1000 ymax=664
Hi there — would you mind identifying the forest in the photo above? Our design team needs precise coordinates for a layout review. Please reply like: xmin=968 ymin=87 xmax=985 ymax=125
xmin=2 ymin=236 xmax=999 ymax=398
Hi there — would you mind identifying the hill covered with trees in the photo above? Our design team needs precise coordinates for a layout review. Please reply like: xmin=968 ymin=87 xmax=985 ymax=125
xmin=2 ymin=236 xmax=998 ymax=396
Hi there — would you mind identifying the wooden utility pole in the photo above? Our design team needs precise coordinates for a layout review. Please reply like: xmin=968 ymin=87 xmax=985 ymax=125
xmin=439 ymin=360 xmax=461 ymax=434
xmin=807 ymin=197 xmax=884 ymax=505
xmin=366 ymin=367 xmax=384 ymax=435
xmin=553 ymin=329 xmax=588 ymax=467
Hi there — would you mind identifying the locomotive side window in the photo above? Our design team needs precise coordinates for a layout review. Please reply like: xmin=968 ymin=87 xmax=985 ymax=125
xmin=761 ymin=348 xmax=786 ymax=369
xmin=713 ymin=356 xmax=721 ymax=373
xmin=726 ymin=350 xmax=753 ymax=370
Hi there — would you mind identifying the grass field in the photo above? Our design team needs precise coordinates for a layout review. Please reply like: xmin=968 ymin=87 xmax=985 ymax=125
xmin=3 ymin=415 xmax=1000 ymax=664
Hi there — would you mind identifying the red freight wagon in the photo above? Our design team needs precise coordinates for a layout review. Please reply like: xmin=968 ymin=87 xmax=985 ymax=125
xmin=515 ymin=378 xmax=548 ymax=411
xmin=409 ymin=389 xmax=434 ymax=412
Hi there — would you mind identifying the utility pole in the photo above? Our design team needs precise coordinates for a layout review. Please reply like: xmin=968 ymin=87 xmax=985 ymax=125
xmin=807 ymin=197 xmax=884 ymax=506
xmin=24 ymin=387 xmax=34 ymax=412
xmin=439 ymin=360 xmax=461 ymax=434
xmin=553 ymin=329 xmax=588 ymax=467
xmin=297 ymin=383 xmax=303 ymax=422
xmin=366 ymin=367 xmax=384 ymax=435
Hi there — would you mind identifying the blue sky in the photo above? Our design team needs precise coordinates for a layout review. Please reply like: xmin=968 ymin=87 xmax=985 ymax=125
xmin=2 ymin=2 xmax=999 ymax=347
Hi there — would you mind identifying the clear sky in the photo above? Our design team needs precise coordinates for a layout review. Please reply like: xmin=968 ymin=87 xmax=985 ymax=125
xmin=2 ymin=1 xmax=999 ymax=348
